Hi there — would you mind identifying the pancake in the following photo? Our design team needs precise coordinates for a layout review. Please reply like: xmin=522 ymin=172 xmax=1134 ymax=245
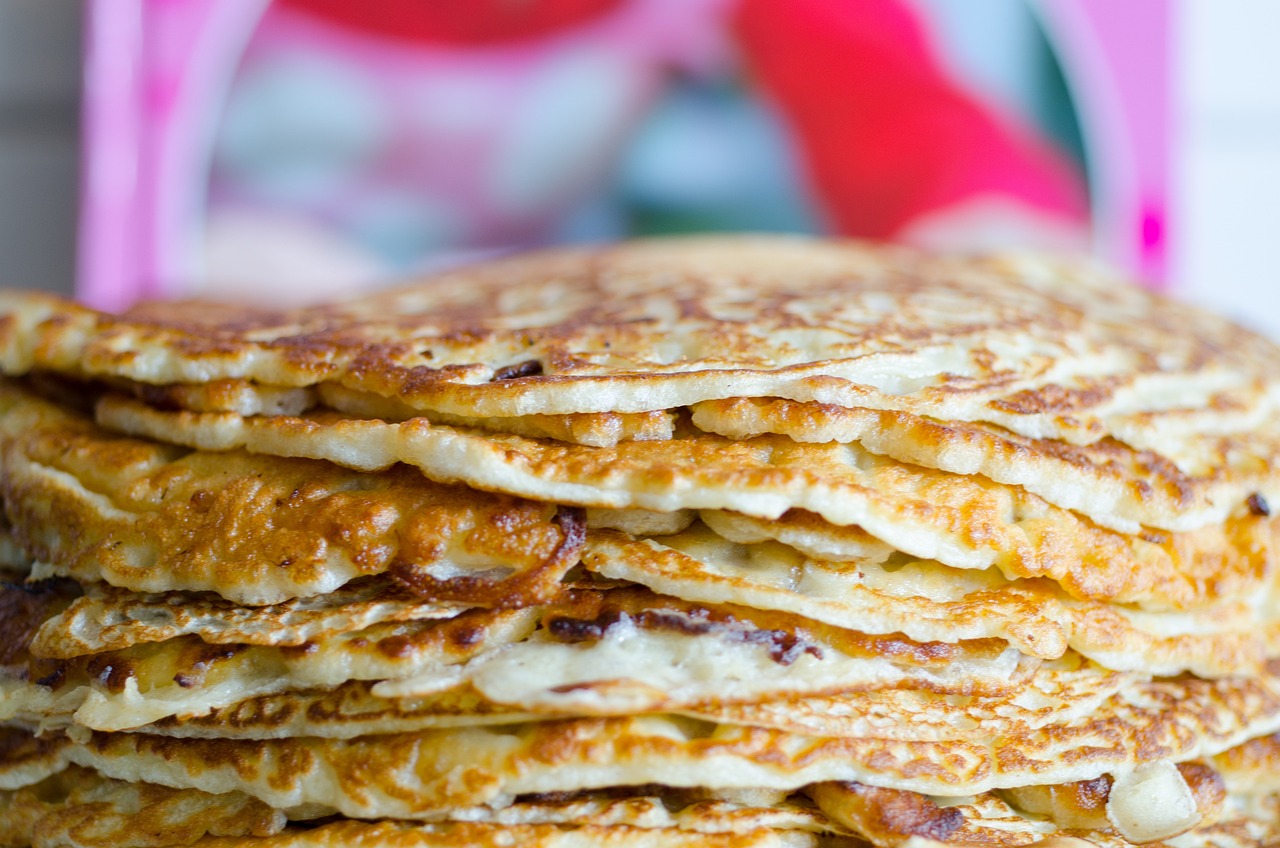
xmin=107 ymin=377 xmax=679 ymax=448
xmin=0 ymin=383 xmax=583 ymax=607
xmin=139 ymin=682 xmax=539 ymax=739
xmin=2 ymin=597 xmax=542 ymax=731
xmin=0 ymin=765 xmax=841 ymax=848
xmin=8 ymin=724 xmax=1280 ymax=848
xmin=115 ymin=377 xmax=316 ymax=418
xmin=7 ymin=773 xmax=1280 ymax=848
xmin=6 ymin=236 xmax=1280 ymax=847
xmin=1 ymin=581 xmax=1028 ymax=733
xmin=90 ymin=366 xmax=1280 ymax=534
xmin=91 ymin=396 xmax=1276 ymax=611
xmin=0 ymin=766 xmax=287 ymax=848
xmin=1214 ymin=733 xmax=1280 ymax=796
xmin=121 ymin=653 xmax=1129 ymax=742
xmin=38 ymin=667 xmax=1280 ymax=808
xmin=3 ymin=238 xmax=1278 ymax=457
xmin=28 ymin=577 xmax=464 ymax=659
xmin=693 ymin=397 xmax=1280 ymax=533
xmin=77 ymin=366 xmax=1280 ymax=534
xmin=6 ymin=763 xmax=1271 ymax=848
xmin=0 ymin=726 xmax=72 ymax=791
xmin=318 ymin=382 xmax=679 ymax=448
xmin=584 ymin=523 xmax=1280 ymax=677
xmin=101 ymin=364 xmax=1280 ymax=532
xmin=812 ymin=762 xmax=1240 ymax=846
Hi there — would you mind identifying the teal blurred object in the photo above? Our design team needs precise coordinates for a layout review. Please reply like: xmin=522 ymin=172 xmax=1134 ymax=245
xmin=616 ymin=76 xmax=824 ymax=237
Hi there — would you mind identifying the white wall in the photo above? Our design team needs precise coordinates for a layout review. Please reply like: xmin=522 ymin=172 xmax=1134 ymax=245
xmin=1174 ymin=0 xmax=1280 ymax=339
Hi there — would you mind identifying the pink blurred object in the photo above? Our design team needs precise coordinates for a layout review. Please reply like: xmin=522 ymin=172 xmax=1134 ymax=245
xmin=77 ymin=0 xmax=1169 ymax=308
xmin=80 ymin=0 xmax=271 ymax=311
xmin=78 ymin=0 xmax=725 ymax=309
xmin=1039 ymin=0 xmax=1171 ymax=287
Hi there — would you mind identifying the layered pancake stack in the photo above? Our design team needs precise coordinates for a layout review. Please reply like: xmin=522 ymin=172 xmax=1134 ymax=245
xmin=3 ymin=237 xmax=1280 ymax=847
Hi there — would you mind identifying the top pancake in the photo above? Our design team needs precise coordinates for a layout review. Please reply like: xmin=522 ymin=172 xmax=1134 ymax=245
xmin=5 ymin=236 xmax=1280 ymax=533
xmin=3 ymin=236 xmax=1277 ymax=444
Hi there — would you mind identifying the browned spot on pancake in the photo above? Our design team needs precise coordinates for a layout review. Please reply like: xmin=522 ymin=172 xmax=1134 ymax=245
xmin=492 ymin=359 xmax=544 ymax=381
xmin=83 ymin=656 xmax=134 ymax=693
xmin=546 ymin=605 xmax=824 ymax=666
xmin=171 ymin=643 xmax=247 ymax=689
xmin=279 ymin=641 xmax=319 ymax=659
xmin=375 ymin=634 xmax=418 ymax=660
xmin=0 ymin=726 xmax=67 ymax=767
xmin=812 ymin=781 xmax=963 ymax=843
xmin=1178 ymin=762 xmax=1226 ymax=826
xmin=388 ymin=506 xmax=585 ymax=608
xmin=989 ymin=381 xmax=1116 ymax=416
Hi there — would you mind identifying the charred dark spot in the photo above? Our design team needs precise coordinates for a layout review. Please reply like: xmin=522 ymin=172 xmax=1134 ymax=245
xmin=546 ymin=605 xmax=823 ymax=666
xmin=167 ymin=643 xmax=246 ymax=689
xmin=491 ymin=359 xmax=543 ymax=381
xmin=548 ymin=682 xmax=598 ymax=694
xmin=448 ymin=625 xmax=485 ymax=648
xmin=86 ymin=658 xmax=134 ymax=692
xmin=375 ymin=634 xmax=417 ymax=659
xmin=135 ymin=382 xmax=184 ymax=412
xmin=34 ymin=664 xmax=67 ymax=689
xmin=1069 ymin=775 xmax=1113 ymax=811
xmin=190 ymin=645 xmax=244 ymax=668
xmin=548 ymin=609 xmax=625 ymax=642
xmin=1248 ymin=492 xmax=1272 ymax=517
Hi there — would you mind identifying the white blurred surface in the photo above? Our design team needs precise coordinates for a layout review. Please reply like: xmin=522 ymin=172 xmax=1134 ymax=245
xmin=1175 ymin=0 xmax=1280 ymax=339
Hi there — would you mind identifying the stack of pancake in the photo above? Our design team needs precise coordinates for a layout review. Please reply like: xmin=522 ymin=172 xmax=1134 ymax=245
xmin=3 ymin=236 xmax=1280 ymax=848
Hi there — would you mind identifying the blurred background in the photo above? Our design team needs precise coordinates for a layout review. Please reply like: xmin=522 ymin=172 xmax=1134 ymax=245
xmin=2 ymin=0 xmax=1278 ymax=336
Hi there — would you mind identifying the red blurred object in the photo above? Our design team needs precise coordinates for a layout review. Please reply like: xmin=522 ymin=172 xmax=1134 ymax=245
xmin=734 ymin=0 xmax=1087 ymax=238
xmin=277 ymin=0 xmax=625 ymax=45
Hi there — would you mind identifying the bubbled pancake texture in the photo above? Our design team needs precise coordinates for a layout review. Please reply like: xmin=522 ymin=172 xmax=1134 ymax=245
xmin=4 ymin=236 xmax=1280 ymax=848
